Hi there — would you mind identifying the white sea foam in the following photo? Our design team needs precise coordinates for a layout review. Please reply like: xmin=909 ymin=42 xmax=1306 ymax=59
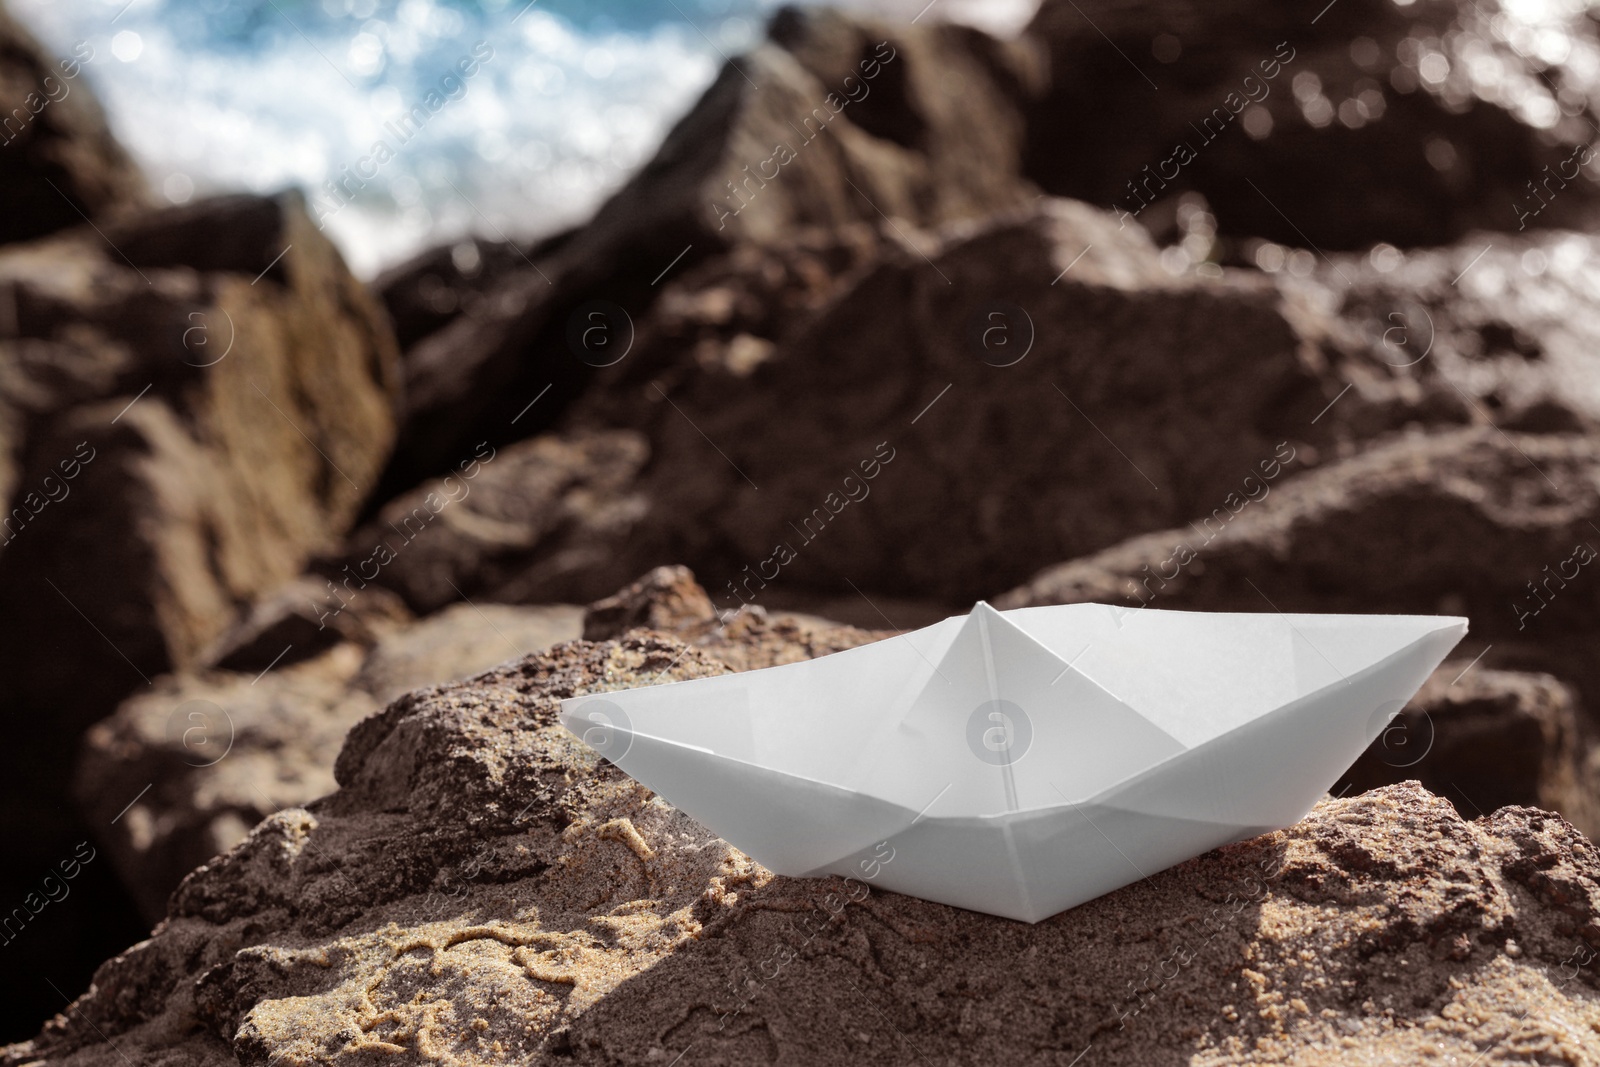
xmin=11 ymin=0 xmax=1034 ymax=276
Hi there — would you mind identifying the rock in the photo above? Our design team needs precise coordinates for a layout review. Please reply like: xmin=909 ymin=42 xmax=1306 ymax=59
xmin=994 ymin=426 xmax=1600 ymax=639
xmin=556 ymin=197 xmax=1451 ymax=608
xmin=1023 ymin=0 xmax=1600 ymax=251
xmin=77 ymin=600 xmax=584 ymax=921
xmin=579 ymin=565 xmax=892 ymax=672
xmin=336 ymin=430 xmax=651 ymax=613
xmin=1299 ymin=230 xmax=1600 ymax=436
xmin=1339 ymin=665 xmax=1600 ymax=836
xmin=373 ymin=232 xmax=572 ymax=354
xmin=202 ymin=575 xmax=412 ymax=674
xmin=0 ymin=192 xmax=400 ymax=719
xmin=354 ymin=601 xmax=585 ymax=706
xmin=15 ymin=604 xmax=1600 ymax=1063
xmin=580 ymin=564 xmax=718 ymax=641
xmin=0 ymin=3 xmax=144 ymax=246
xmin=376 ymin=5 xmax=1043 ymax=495
xmin=0 ymin=191 xmax=399 ymax=1036
xmin=370 ymin=202 xmax=1600 ymax=617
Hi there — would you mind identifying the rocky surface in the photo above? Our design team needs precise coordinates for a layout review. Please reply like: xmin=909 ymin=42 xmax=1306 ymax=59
xmin=1023 ymin=0 xmax=1600 ymax=251
xmin=12 ymin=597 xmax=1600 ymax=1064
xmin=1339 ymin=665 xmax=1600 ymax=836
xmin=552 ymin=196 xmax=1457 ymax=608
xmin=0 ymin=190 xmax=400 ymax=1035
xmin=0 ymin=5 xmax=143 ymax=246
xmin=376 ymin=5 xmax=1044 ymax=495
xmin=373 ymin=234 xmax=567 ymax=355
xmin=0 ymin=191 xmax=400 ymax=722
xmin=13 ymin=0 xmax=1600 ymax=1055
xmin=76 ymin=601 xmax=584 ymax=923
xmin=357 ymin=207 xmax=1600 ymax=616
xmin=339 ymin=430 xmax=652 ymax=613
xmin=1304 ymin=230 xmax=1600 ymax=435
xmin=995 ymin=426 xmax=1600 ymax=828
xmin=994 ymin=426 xmax=1600 ymax=667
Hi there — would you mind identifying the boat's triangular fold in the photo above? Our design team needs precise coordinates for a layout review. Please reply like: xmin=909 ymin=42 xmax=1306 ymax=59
xmin=1002 ymin=605 xmax=1468 ymax=749
xmin=892 ymin=603 xmax=1185 ymax=814
xmin=1087 ymin=614 xmax=1468 ymax=827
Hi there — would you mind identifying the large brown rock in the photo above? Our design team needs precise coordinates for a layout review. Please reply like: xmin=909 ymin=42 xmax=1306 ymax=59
xmin=1023 ymin=0 xmax=1600 ymax=250
xmin=364 ymin=200 xmax=1600 ymax=617
xmin=77 ymin=600 xmax=584 ymax=921
xmin=12 ymin=601 xmax=1600 ymax=1064
xmin=376 ymin=6 xmax=1043 ymax=494
xmin=554 ymin=197 xmax=1455 ymax=608
xmin=995 ymin=426 xmax=1600 ymax=647
xmin=0 ymin=191 xmax=400 ymax=726
xmin=0 ymin=3 xmax=144 ymax=246
xmin=0 ymin=191 xmax=400 ymax=1038
xmin=338 ymin=429 xmax=651 ymax=613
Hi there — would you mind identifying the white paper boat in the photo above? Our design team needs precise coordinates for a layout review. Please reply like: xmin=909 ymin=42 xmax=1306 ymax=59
xmin=560 ymin=603 xmax=1467 ymax=922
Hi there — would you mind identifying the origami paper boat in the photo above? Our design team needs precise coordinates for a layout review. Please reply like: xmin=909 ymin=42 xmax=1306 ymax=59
xmin=560 ymin=603 xmax=1467 ymax=922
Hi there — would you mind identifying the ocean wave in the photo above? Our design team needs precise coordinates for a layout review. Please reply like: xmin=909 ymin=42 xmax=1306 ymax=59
xmin=11 ymin=0 xmax=1033 ymax=275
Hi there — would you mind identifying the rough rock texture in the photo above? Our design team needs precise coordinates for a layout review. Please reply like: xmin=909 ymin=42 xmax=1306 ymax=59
xmin=0 ymin=192 xmax=401 ymax=720
xmin=338 ymin=430 xmax=651 ymax=613
xmin=0 ymin=4 xmax=144 ymax=246
xmin=1304 ymin=230 xmax=1600 ymax=435
xmin=581 ymin=564 xmax=720 ymax=641
xmin=15 ymin=609 xmax=1600 ymax=1063
xmin=995 ymin=426 xmax=1600 ymax=650
xmin=555 ymin=196 xmax=1464 ymax=608
xmin=576 ymin=564 xmax=895 ymax=672
xmin=366 ymin=202 xmax=1600 ymax=615
xmin=1024 ymin=0 xmax=1600 ymax=250
xmin=376 ymin=5 xmax=1043 ymax=494
xmin=1339 ymin=665 xmax=1600 ymax=836
xmin=77 ymin=601 xmax=584 ymax=922
xmin=0 ymin=191 xmax=400 ymax=1035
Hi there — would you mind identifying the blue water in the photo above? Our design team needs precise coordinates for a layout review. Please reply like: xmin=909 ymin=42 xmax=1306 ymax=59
xmin=12 ymin=0 xmax=1032 ymax=275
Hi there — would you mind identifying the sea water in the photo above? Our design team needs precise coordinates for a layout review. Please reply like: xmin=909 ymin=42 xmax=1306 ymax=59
xmin=10 ymin=0 xmax=1033 ymax=276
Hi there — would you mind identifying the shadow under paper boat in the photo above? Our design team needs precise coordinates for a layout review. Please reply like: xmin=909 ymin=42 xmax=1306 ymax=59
xmin=561 ymin=603 xmax=1467 ymax=922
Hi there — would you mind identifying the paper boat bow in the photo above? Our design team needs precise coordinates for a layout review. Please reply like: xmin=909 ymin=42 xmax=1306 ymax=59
xmin=560 ymin=603 xmax=1466 ymax=922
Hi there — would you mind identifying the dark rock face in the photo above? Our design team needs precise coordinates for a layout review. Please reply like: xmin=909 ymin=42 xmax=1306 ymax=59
xmin=558 ymin=198 xmax=1414 ymax=609
xmin=1301 ymin=231 xmax=1600 ymax=435
xmin=372 ymin=232 xmax=574 ymax=355
xmin=0 ymin=5 xmax=144 ymax=246
xmin=1023 ymin=0 xmax=1600 ymax=250
xmin=374 ymin=6 xmax=1043 ymax=498
xmin=1338 ymin=666 xmax=1600 ymax=835
xmin=358 ymin=204 xmax=1600 ymax=617
xmin=0 ymin=191 xmax=399 ymax=1039
xmin=994 ymin=427 xmax=1600 ymax=648
xmin=337 ymin=430 xmax=650 ymax=613
xmin=12 ymin=596 xmax=1600 ymax=1064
